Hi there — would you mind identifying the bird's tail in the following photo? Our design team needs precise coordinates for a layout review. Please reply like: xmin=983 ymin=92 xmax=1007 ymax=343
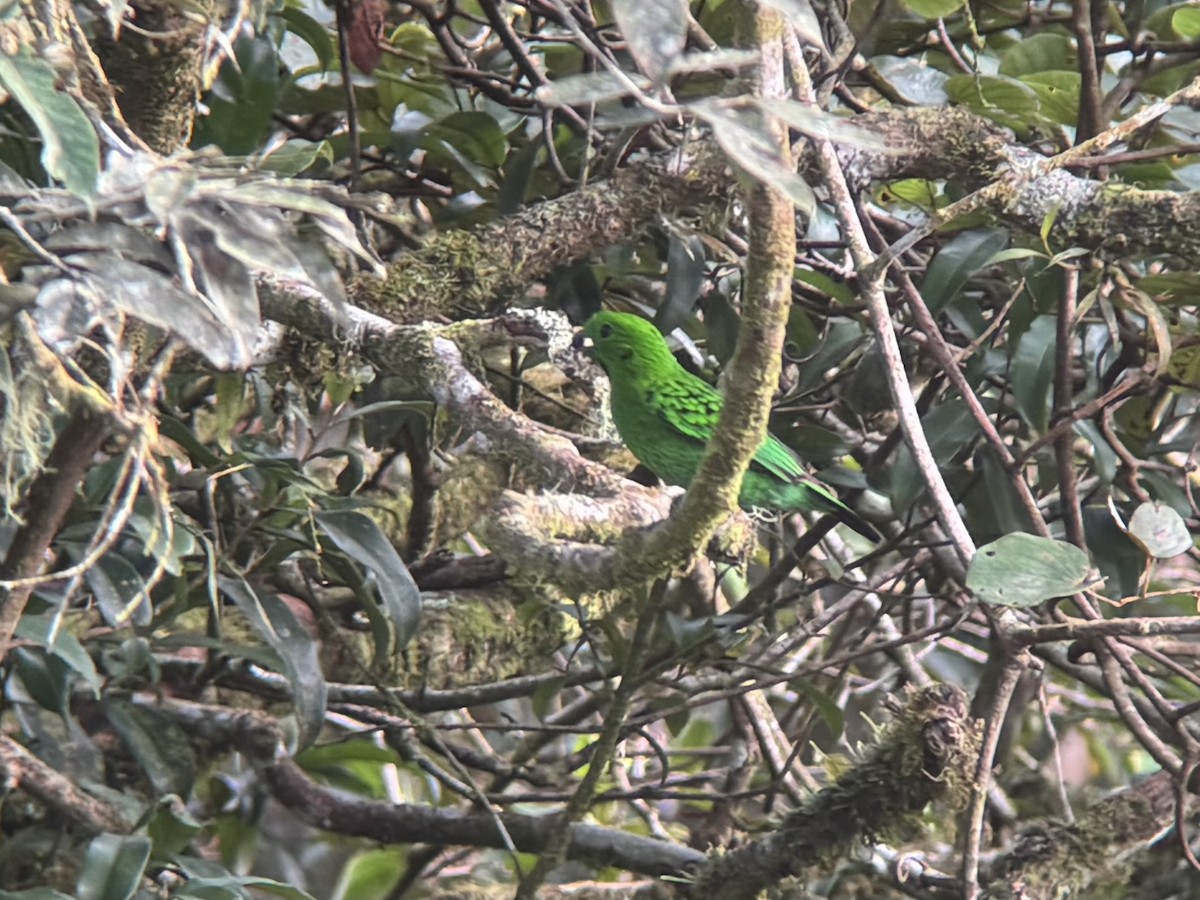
xmin=832 ymin=504 xmax=880 ymax=543
xmin=807 ymin=489 xmax=880 ymax=542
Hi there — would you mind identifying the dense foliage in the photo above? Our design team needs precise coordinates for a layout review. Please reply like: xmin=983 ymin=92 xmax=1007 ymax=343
xmin=1 ymin=0 xmax=1199 ymax=897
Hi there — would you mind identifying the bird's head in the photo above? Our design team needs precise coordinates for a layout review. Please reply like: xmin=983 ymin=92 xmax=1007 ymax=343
xmin=573 ymin=311 xmax=675 ymax=377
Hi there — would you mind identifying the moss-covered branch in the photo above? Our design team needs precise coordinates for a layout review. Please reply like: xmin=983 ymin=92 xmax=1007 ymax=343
xmin=139 ymin=694 xmax=708 ymax=877
xmin=688 ymin=685 xmax=980 ymax=900
xmin=348 ymin=106 xmax=1200 ymax=325
xmin=983 ymin=770 xmax=1177 ymax=900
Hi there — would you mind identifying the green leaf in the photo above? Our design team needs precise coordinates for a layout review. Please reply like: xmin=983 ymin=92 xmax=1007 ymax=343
xmin=1010 ymin=314 xmax=1057 ymax=433
xmin=1126 ymin=501 xmax=1193 ymax=559
xmin=656 ymin=232 xmax=705 ymax=333
xmin=257 ymin=138 xmax=333 ymax=176
xmin=794 ymin=267 xmax=855 ymax=306
xmin=15 ymin=612 xmax=101 ymax=694
xmin=497 ymin=139 xmax=541 ymax=215
xmin=977 ymin=445 xmax=1030 ymax=536
xmin=315 ymin=510 xmax=422 ymax=649
xmin=12 ymin=647 xmax=73 ymax=713
xmin=1083 ymin=505 xmax=1144 ymax=600
xmin=692 ymin=99 xmax=816 ymax=216
xmin=967 ymin=533 xmax=1093 ymax=607
xmin=83 ymin=553 xmax=150 ymax=628
xmin=0 ymin=49 xmax=99 ymax=197
xmin=920 ymin=229 xmax=1009 ymax=315
xmin=663 ymin=610 xmax=716 ymax=650
xmin=0 ymin=891 xmax=77 ymax=900
xmin=104 ymin=698 xmax=198 ymax=796
xmin=704 ymin=291 xmax=741 ymax=364
xmin=331 ymin=849 xmax=407 ymax=900
xmin=794 ymin=679 xmax=844 ymax=738
xmin=127 ymin=498 xmax=193 ymax=577
xmin=145 ymin=796 xmax=203 ymax=857
xmin=1075 ymin=420 xmax=1117 ymax=485
xmin=296 ymin=737 xmax=399 ymax=771
xmin=219 ymin=576 xmax=327 ymax=749
xmin=195 ymin=36 xmax=281 ymax=154
xmin=279 ymin=6 xmax=334 ymax=71
xmin=1118 ymin=284 xmax=1173 ymax=381
xmin=998 ymin=34 xmax=1078 ymax=76
xmin=944 ymin=74 xmax=1043 ymax=133
xmin=795 ymin=319 xmax=864 ymax=391
xmin=877 ymin=178 xmax=941 ymax=211
xmin=422 ymin=111 xmax=509 ymax=181
xmin=1172 ymin=5 xmax=1200 ymax=38
xmin=1020 ymin=72 xmax=1082 ymax=126
xmin=75 ymin=834 xmax=152 ymax=900
xmin=611 ymin=0 xmax=687 ymax=80
xmin=901 ymin=0 xmax=964 ymax=20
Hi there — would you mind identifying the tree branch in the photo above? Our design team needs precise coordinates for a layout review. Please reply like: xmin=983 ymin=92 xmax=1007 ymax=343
xmin=0 ymin=409 xmax=110 ymax=659
xmin=0 ymin=735 xmax=132 ymax=835
xmin=688 ymin=685 xmax=979 ymax=899
xmin=138 ymin=695 xmax=707 ymax=877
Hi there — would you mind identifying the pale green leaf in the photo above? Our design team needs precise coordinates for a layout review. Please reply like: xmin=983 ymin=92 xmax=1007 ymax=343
xmin=76 ymin=834 xmax=152 ymax=900
xmin=967 ymin=534 xmax=1093 ymax=607
xmin=1127 ymin=501 xmax=1193 ymax=558
xmin=0 ymin=50 xmax=98 ymax=197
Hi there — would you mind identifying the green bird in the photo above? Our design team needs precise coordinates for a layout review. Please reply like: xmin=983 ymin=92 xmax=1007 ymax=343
xmin=577 ymin=311 xmax=879 ymax=542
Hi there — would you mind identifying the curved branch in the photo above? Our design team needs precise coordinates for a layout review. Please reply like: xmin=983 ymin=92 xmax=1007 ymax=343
xmin=689 ymin=685 xmax=979 ymax=899
xmin=348 ymin=102 xmax=1200 ymax=326
xmin=141 ymin=695 xmax=706 ymax=877
xmin=0 ymin=735 xmax=132 ymax=835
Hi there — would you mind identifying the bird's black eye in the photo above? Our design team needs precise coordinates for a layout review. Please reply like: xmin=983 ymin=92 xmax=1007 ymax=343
xmin=599 ymin=324 xmax=612 ymax=339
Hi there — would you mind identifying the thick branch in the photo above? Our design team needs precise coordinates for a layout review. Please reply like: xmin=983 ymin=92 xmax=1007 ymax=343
xmin=260 ymin=279 xmax=765 ymax=591
xmin=0 ymin=736 xmax=132 ymax=835
xmin=0 ymin=409 xmax=110 ymax=659
xmin=689 ymin=685 xmax=979 ymax=899
xmin=349 ymin=105 xmax=1200 ymax=325
xmin=983 ymin=770 xmax=1176 ymax=900
xmin=351 ymin=140 xmax=730 ymax=321
xmin=140 ymin=696 xmax=706 ymax=877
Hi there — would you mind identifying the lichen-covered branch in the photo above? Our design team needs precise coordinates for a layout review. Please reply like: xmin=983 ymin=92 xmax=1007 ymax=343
xmin=0 ymin=410 xmax=111 ymax=659
xmin=0 ymin=735 xmax=132 ymax=835
xmin=260 ymin=277 xmax=625 ymax=498
xmin=91 ymin=0 xmax=213 ymax=152
xmin=140 ymin=695 xmax=707 ymax=877
xmin=348 ymin=104 xmax=1200 ymax=325
xmin=351 ymin=140 xmax=732 ymax=321
xmin=983 ymin=770 xmax=1177 ymax=900
xmin=688 ymin=686 xmax=980 ymax=900
xmin=261 ymin=278 xmax=760 ymax=588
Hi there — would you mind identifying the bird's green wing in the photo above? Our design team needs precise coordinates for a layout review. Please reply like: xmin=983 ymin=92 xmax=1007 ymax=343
xmin=653 ymin=376 xmax=820 ymax=487
xmin=651 ymin=375 xmax=722 ymax=443
xmin=752 ymin=433 xmax=809 ymax=482
xmin=653 ymin=373 xmax=840 ymax=502
xmin=754 ymin=434 xmax=851 ymax=502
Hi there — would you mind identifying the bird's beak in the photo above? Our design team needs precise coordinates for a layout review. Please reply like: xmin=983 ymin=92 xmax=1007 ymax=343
xmin=572 ymin=333 xmax=593 ymax=351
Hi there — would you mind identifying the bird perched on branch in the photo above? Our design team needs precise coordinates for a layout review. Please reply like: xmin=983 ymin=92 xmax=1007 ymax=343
xmin=575 ymin=311 xmax=879 ymax=542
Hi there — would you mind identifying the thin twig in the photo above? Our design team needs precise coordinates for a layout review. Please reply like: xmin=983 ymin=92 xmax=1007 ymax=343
xmin=787 ymin=31 xmax=976 ymax=570
xmin=1055 ymin=266 xmax=1087 ymax=546
xmin=961 ymin=646 xmax=1027 ymax=900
